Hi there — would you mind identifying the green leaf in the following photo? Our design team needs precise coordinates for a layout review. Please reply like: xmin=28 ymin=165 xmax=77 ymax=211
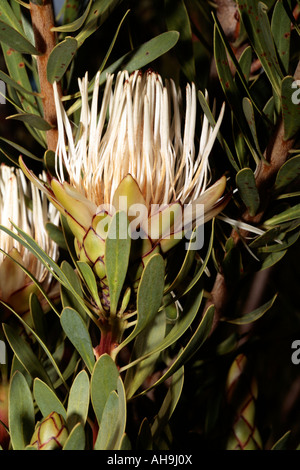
xmin=0 ymin=137 xmax=41 ymax=162
xmin=76 ymin=261 xmax=103 ymax=312
xmin=0 ymin=69 xmax=37 ymax=96
xmin=30 ymin=293 xmax=47 ymax=345
xmin=136 ymin=304 xmax=215 ymax=396
xmin=61 ymin=261 xmax=87 ymax=320
xmin=242 ymin=97 xmax=263 ymax=159
xmin=46 ymin=223 xmax=68 ymax=251
xmin=121 ymin=287 xmax=203 ymax=376
xmin=271 ymin=430 xmax=291 ymax=450
xmin=260 ymin=250 xmax=287 ymax=270
xmin=213 ymin=23 xmax=260 ymax=165
xmin=271 ymin=0 xmax=291 ymax=74
xmin=33 ymin=379 xmax=67 ymax=420
xmin=281 ymin=76 xmax=300 ymax=140
xmin=238 ymin=46 xmax=252 ymax=83
xmin=265 ymin=203 xmax=300 ymax=226
xmin=105 ymin=211 xmax=131 ymax=316
xmin=226 ymin=294 xmax=277 ymax=325
xmin=137 ymin=418 xmax=153 ymax=450
xmin=198 ymin=91 xmax=239 ymax=172
xmin=9 ymin=371 xmax=35 ymax=450
xmin=53 ymin=0 xmax=92 ymax=32
xmin=67 ymin=31 xmax=180 ymax=116
xmin=94 ymin=391 xmax=120 ymax=450
xmin=63 ymin=423 xmax=86 ymax=450
xmin=0 ymin=2 xmax=26 ymax=33
xmin=116 ymin=253 xmax=165 ymax=352
xmin=66 ymin=370 xmax=90 ymax=430
xmin=124 ymin=307 xmax=166 ymax=399
xmin=237 ymin=0 xmax=282 ymax=95
xmin=274 ymin=155 xmax=300 ymax=191
xmin=2 ymin=301 xmax=67 ymax=389
xmin=0 ymin=20 xmax=39 ymax=55
xmin=7 ymin=112 xmax=52 ymax=130
xmin=75 ymin=0 xmax=120 ymax=46
xmin=94 ymin=377 xmax=126 ymax=450
xmin=236 ymin=168 xmax=260 ymax=216
xmin=47 ymin=36 xmax=78 ymax=83
xmin=91 ymin=354 xmax=119 ymax=425
xmin=3 ymin=324 xmax=53 ymax=388
xmin=60 ymin=307 xmax=95 ymax=373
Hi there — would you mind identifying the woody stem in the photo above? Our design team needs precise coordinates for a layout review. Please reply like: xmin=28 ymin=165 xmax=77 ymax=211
xmin=30 ymin=0 xmax=62 ymax=152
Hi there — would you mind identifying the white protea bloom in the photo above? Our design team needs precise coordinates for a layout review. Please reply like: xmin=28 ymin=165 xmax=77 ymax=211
xmin=21 ymin=70 xmax=229 ymax=285
xmin=0 ymin=164 xmax=60 ymax=316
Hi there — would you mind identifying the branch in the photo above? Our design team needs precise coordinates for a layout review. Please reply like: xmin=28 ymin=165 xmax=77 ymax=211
xmin=207 ymin=60 xmax=300 ymax=332
xmin=30 ymin=0 xmax=62 ymax=152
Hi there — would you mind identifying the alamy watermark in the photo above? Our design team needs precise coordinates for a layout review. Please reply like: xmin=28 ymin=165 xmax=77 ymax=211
xmin=95 ymin=198 xmax=205 ymax=250
xmin=291 ymin=80 xmax=300 ymax=105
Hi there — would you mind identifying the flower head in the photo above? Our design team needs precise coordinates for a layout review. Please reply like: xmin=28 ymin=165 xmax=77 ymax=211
xmin=20 ymin=70 xmax=229 ymax=296
xmin=0 ymin=164 xmax=59 ymax=315
xmin=54 ymin=70 xmax=226 ymax=210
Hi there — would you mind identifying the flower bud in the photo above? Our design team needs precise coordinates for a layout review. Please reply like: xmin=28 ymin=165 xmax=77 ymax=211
xmin=30 ymin=412 xmax=68 ymax=450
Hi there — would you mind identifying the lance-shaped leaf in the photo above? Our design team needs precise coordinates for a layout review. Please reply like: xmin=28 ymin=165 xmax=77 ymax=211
xmin=115 ymin=253 xmax=165 ymax=352
xmin=47 ymin=36 xmax=78 ymax=83
xmin=237 ymin=0 xmax=283 ymax=95
xmin=281 ymin=76 xmax=300 ymax=141
xmin=75 ymin=0 xmax=119 ymax=46
xmin=0 ymin=20 xmax=40 ymax=55
xmin=271 ymin=0 xmax=291 ymax=74
xmin=236 ymin=168 xmax=260 ymax=216
xmin=121 ymin=287 xmax=204 ymax=378
xmin=265 ymin=203 xmax=300 ymax=226
xmin=67 ymin=32 xmax=180 ymax=115
xmin=135 ymin=304 xmax=215 ymax=397
xmin=53 ymin=0 xmax=90 ymax=32
xmin=3 ymin=324 xmax=53 ymax=388
xmin=9 ymin=371 xmax=35 ymax=450
xmin=60 ymin=307 xmax=95 ymax=373
xmin=105 ymin=211 xmax=131 ymax=316
xmin=226 ymin=294 xmax=277 ymax=325
xmin=7 ymin=112 xmax=52 ymax=130
xmin=151 ymin=366 xmax=184 ymax=443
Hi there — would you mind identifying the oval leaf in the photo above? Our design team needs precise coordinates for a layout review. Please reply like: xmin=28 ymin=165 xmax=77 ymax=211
xmin=91 ymin=354 xmax=119 ymax=425
xmin=47 ymin=36 xmax=78 ymax=83
xmin=274 ymin=155 xmax=300 ymax=191
xmin=236 ymin=167 xmax=260 ymax=216
xmin=66 ymin=370 xmax=90 ymax=430
xmin=9 ymin=371 xmax=35 ymax=450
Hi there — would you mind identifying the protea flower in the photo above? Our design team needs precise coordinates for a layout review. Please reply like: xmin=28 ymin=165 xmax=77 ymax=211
xmin=20 ymin=70 xmax=229 ymax=313
xmin=0 ymin=164 xmax=60 ymax=318
xmin=29 ymin=411 xmax=68 ymax=450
